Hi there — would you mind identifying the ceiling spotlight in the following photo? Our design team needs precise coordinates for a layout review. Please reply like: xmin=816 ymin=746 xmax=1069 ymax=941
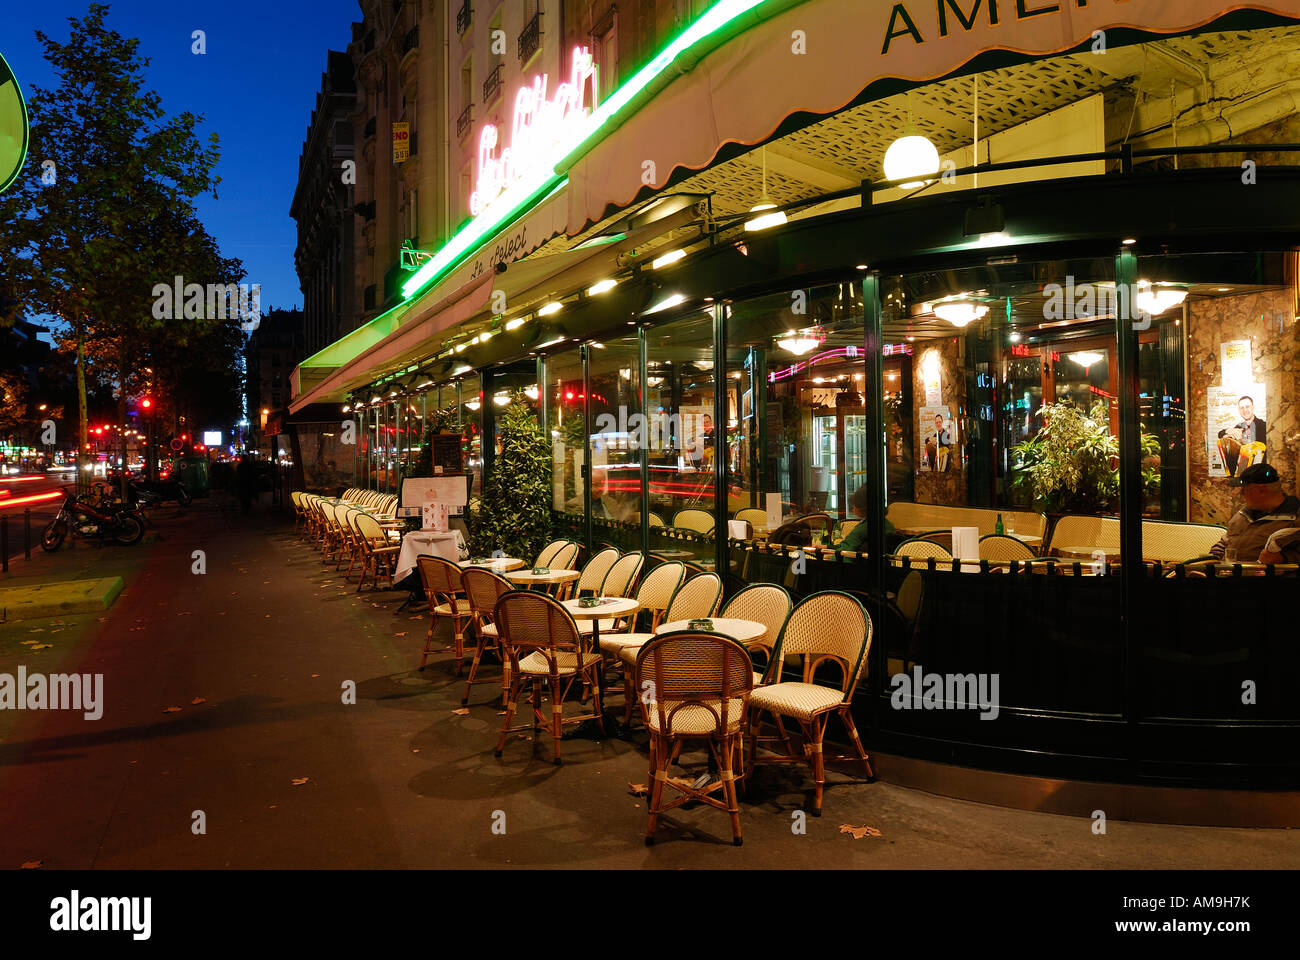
xmin=588 ymin=278 xmax=618 ymax=295
xmin=644 ymin=293 xmax=686 ymax=315
xmin=538 ymin=301 xmax=563 ymax=316
xmin=505 ymin=317 xmax=526 ymax=331
xmin=1068 ymin=350 xmax=1105 ymax=371
xmin=524 ymin=385 xmax=539 ymax=400
xmin=465 ymin=400 xmax=481 ymax=411
xmin=1122 ymin=238 xmax=1137 ymax=245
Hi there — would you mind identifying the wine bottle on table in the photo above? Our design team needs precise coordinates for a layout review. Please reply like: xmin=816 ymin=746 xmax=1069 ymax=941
xmin=995 ymin=513 xmax=1005 ymax=535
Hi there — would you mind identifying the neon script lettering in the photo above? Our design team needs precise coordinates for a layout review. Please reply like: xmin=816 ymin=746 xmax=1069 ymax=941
xmin=469 ymin=47 xmax=599 ymax=216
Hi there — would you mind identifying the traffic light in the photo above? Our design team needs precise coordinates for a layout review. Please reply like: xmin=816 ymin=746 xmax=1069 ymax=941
xmin=141 ymin=397 xmax=153 ymax=410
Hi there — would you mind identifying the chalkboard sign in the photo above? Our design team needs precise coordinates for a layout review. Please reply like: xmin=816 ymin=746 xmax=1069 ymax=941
xmin=431 ymin=433 xmax=464 ymax=473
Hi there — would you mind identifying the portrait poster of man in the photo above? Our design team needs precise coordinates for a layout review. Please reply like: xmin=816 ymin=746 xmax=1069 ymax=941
xmin=1209 ymin=386 xmax=1267 ymax=478
xmin=919 ymin=406 xmax=955 ymax=473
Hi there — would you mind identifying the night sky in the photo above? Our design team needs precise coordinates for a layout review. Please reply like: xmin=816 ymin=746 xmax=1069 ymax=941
xmin=4 ymin=0 xmax=363 ymax=317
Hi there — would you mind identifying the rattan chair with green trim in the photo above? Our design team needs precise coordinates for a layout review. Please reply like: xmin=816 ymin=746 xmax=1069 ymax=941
xmin=613 ymin=572 xmax=724 ymax=723
xmin=599 ymin=552 xmax=644 ymax=599
xmin=978 ymin=533 xmax=1036 ymax=562
xmin=417 ymin=555 xmax=472 ymax=673
xmin=748 ymin=590 xmax=874 ymax=817
xmin=460 ymin=567 xmax=515 ymax=706
xmin=719 ymin=582 xmax=793 ymax=685
xmin=635 ymin=631 xmax=754 ymax=846
xmin=493 ymin=591 xmax=605 ymax=765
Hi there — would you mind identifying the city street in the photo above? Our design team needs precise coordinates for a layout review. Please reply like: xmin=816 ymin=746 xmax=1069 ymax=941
xmin=1 ymin=497 xmax=1294 ymax=870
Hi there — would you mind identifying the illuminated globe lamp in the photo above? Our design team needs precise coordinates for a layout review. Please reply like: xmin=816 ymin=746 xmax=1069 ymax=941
xmin=1135 ymin=281 xmax=1188 ymax=317
xmin=883 ymin=124 xmax=941 ymax=190
xmin=776 ymin=329 xmax=824 ymax=356
xmin=932 ymin=297 xmax=989 ymax=328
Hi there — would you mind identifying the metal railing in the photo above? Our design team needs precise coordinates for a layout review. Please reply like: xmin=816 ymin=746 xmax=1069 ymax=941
xmin=482 ymin=62 xmax=503 ymax=105
xmin=456 ymin=103 xmax=474 ymax=139
xmin=402 ymin=26 xmax=419 ymax=56
xmin=456 ymin=0 xmax=472 ymax=35
xmin=518 ymin=12 xmax=541 ymax=64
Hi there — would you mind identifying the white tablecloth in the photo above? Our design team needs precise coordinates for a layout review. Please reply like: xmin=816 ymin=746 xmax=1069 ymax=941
xmin=394 ymin=529 xmax=467 ymax=584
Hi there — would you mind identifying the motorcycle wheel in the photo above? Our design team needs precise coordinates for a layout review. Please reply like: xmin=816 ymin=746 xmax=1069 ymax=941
xmin=111 ymin=514 xmax=145 ymax=546
xmin=177 ymin=486 xmax=192 ymax=506
xmin=41 ymin=520 xmax=67 ymax=552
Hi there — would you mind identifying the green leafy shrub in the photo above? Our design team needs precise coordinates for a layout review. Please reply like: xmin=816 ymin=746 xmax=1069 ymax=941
xmin=466 ymin=397 xmax=552 ymax=559
xmin=1011 ymin=401 xmax=1159 ymax=514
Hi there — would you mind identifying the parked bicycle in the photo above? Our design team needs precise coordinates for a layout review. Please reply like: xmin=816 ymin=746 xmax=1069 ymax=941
xmin=40 ymin=489 xmax=146 ymax=551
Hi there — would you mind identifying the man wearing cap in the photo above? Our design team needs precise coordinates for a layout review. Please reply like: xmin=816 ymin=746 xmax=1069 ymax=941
xmin=1209 ymin=464 xmax=1300 ymax=563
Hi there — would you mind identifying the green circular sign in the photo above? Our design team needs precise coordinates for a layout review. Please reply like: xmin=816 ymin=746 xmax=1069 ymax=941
xmin=0 ymin=52 xmax=30 ymax=193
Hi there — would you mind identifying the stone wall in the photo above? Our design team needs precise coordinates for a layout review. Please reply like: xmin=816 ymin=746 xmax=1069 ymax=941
xmin=1186 ymin=288 xmax=1300 ymax=524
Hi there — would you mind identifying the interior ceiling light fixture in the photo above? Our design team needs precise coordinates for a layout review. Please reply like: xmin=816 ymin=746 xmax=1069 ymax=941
xmin=588 ymin=278 xmax=618 ymax=295
xmin=493 ymin=394 xmax=510 ymax=406
xmin=1068 ymin=350 xmax=1105 ymax=371
xmin=883 ymin=97 xmax=940 ymax=190
xmin=465 ymin=399 xmax=481 ymax=411
xmin=776 ymin=329 xmax=823 ymax=356
xmin=1135 ymin=282 xmax=1188 ymax=316
xmin=933 ymin=298 xmax=989 ymax=328
xmin=644 ymin=293 xmax=686 ymax=315
xmin=505 ymin=317 xmax=527 ymax=330
xmin=525 ymin=384 xmax=539 ymax=400
xmin=651 ymin=248 xmax=686 ymax=269
xmin=745 ymin=145 xmax=787 ymax=232
xmin=538 ymin=301 xmax=564 ymax=316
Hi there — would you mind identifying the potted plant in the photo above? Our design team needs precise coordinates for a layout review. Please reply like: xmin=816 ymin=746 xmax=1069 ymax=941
xmin=466 ymin=396 xmax=552 ymax=560
xmin=1011 ymin=401 xmax=1160 ymax=515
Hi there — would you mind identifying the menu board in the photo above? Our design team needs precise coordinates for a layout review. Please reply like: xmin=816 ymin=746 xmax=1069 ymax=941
xmin=430 ymin=434 xmax=464 ymax=473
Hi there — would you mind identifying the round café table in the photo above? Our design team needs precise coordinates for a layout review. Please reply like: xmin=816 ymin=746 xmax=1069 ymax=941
xmin=655 ymin=617 xmax=766 ymax=647
xmin=1052 ymin=545 xmax=1121 ymax=561
xmin=561 ymin=596 xmax=640 ymax=652
xmin=460 ymin=557 xmax=525 ymax=572
xmin=506 ymin=569 xmax=581 ymax=592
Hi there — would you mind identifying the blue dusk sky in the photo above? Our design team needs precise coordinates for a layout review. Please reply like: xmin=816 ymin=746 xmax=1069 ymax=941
xmin=4 ymin=0 xmax=363 ymax=315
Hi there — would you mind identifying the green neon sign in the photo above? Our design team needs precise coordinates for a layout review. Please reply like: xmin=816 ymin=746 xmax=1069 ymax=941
xmin=400 ymin=0 xmax=771 ymax=302
xmin=0 ymin=52 xmax=30 ymax=193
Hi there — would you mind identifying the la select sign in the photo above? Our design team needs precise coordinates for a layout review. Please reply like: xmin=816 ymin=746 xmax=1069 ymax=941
xmin=469 ymin=46 xmax=599 ymax=217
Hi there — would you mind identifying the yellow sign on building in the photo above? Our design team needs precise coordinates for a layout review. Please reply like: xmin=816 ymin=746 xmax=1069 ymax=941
xmin=392 ymin=122 xmax=409 ymax=164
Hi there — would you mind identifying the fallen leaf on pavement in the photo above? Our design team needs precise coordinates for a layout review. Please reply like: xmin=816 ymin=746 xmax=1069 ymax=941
xmin=30 ymin=644 xmax=53 ymax=651
xmin=451 ymin=708 xmax=469 ymax=716
xmin=97 ymin=618 xmax=107 ymax=623
xmin=191 ymin=697 xmax=206 ymax=705
xmin=20 ymin=640 xmax=39 ymax=646
xmin=408 ymin=615 xmax=423 ymax=621
xmin=28 ymin=628 xmax=44 ymax=633
xmin=163 ymin=707 xmax=182 ymax=713
xmin=291 ymin=777 xmax=309 ymax=785
xmin=395 ymin=632 xmax=407 ymax=637
xmin=839 ymin=824 xmax=882 ymax=839
xmin=627 ymin=783 xmax=648 ymax=796
xmin=412 ymin=748 xmax=420 ymax=753
xmin=177 ymin=611 xmax=191 ymax=616
xmin=311 ymin=674 xmax=320 ymax=678
xmin=20 ymin=860 xmax=43 ymax=870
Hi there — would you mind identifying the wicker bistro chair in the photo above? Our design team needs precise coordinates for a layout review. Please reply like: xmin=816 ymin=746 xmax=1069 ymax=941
xmin=579 ymin=560 xmax=685 ymax=638
xmin=535 ymin=539 xmax=579 ymax=569
xmin=493 ymin=591 xmax=605 ymax=765
xmin=571 ymin=547 xmax=619 ymax=599
xmin=834 ymin=519 xmax=861 ymax=544
xmin=734 ymin=507 xmax=769 ymax=530
xmin=600 ymin=552 xmax=645 ymax=599
xmin=612 ymin=572 xmax=725 ymax=724
xmin=748 ymin=591 xmax=875 ymax=816
xmin=672 ymin=508 xmax=715 ymax=534
xmin=417 ymin=556 xmax=472 ymax=673
xmin=355 ymin=513 xmax=401 ymax=592
xmin=460 ymin=568 xmax=516 ymax=706
xmin=636 ymin=632 xmax=755 ymax=846
xmin=978 ymin=533 xmax=1036 ymax=562
xmin=891 ymin=537 xmax=954 ymax=567
xmin=719 ymin=583 xmax=793 ymax=685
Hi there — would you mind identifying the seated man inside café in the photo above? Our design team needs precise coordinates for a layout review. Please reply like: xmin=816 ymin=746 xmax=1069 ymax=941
xmin=839 ymin=483 xmax=895 ymax=553
xmin=1208 ymin=463 xmax=1300 ymax=564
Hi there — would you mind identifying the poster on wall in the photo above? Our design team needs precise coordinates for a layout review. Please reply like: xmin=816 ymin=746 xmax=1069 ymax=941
xmin=1220 ymin=339 xmax=1253 ymax=387
xmin=919 ymin=406 xmax=955 ymax=473
xmin=1208 ymin=384 xmax=1267 ymax=478
xmin=921 ymin=356 xmax=943 ymax=406
xmin=679 ymin=404 xmax=714 ymax=466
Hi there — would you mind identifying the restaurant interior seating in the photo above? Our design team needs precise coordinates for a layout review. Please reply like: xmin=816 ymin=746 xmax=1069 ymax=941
xmin=978 ymin=534 xmax=1036 ymax=562
xmin=892 ymin=538 xmax=954 ymax=565
xmin=748 ymin=590 xmax=875 ymax=817
xmin=635 ymin=631 xmax=754 ymax=846
xmin=493 ymin=591 xmax=605 ymax=765
xmin=672 ymin=508 xmax=715 ymax=534
xmin=886 ymin=501 xmax=1048 ymax=541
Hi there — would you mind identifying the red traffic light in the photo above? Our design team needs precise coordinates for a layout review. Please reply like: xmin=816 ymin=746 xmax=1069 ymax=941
xmin=141 ymin=397 xmax=153 ymax=409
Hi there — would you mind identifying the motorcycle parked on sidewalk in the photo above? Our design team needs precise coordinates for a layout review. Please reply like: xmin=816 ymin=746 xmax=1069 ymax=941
xmin=39 ymin=490 xmax=146 ymax=552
